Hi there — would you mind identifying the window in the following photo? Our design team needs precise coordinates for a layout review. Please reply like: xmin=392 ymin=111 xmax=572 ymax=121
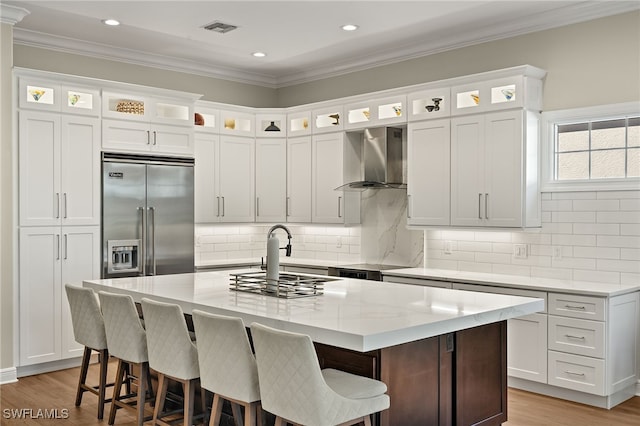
xmin=542 ymin=103 xmax=640 ymax=191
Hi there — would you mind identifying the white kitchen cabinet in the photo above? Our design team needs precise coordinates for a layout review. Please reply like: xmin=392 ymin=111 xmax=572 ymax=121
xmin=256 ymin=113 xmax=287 ymax=138
xmin=407 ymin=119 xmax=451 ymax=226
xmin=19 ymin=78 xmax=100 ymax=116
xmin=311 ymin=132 xmax=360 ymax=224
xmin=219 ymin=109 xmax=255 ymax=137
xmin=344 ymin=95 xmax=406 ymax=130
xmin=451 ymin=110 xmax=540 ymax=228
xmin=102 ymin=119 xmax=194 ymax=156
xmin=382 ymin=275 xmax=452 ymax=288
xmin=507 ymin=313 xmax=549 ymax=383
xmin=19 ymin=111 xmax=100 ymax=227
xmin=194 ymin=132 xmax=255 ymax=223
xmin=287 ymin=110 xmax=312 ymax=137
xmin=255 ymin=138 xmax=287 ymax=222
xmin=407 ymin=87 xmax=451 ymax=122
xmin=19 ymin=226 xmax=100 ymax=366
xmin=312 ymin=106 xmax=344 ymax=134
xmin=287 ymin=136 xmax=312 ymax=222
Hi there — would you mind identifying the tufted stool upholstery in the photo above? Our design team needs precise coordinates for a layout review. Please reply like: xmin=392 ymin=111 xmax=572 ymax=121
xmin=250 ymin=322 xmax=390 ymax=426
xmin=192 ymin=310 xmax=261 ymax=426
xmin=141 ymin=298 xmax=202 ymax=426
xmin=99 ymin=291 xmax=154 ymax=425
xmin=64 ymin=284 xmax=111 ymax=419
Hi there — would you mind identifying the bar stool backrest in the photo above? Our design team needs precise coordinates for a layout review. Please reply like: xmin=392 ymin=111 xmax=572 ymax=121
xmin=98 ymin=291 xmax=148 ymax=364
xmin=141 ymin=297 xmax=199 ymax=380
xmin=65 ymin=284 xmax=107 ymax=350
xmin=192 ymin=310 xmax=260 ymax=403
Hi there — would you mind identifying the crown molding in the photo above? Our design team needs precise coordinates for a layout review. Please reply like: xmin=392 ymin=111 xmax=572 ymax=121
xmin=0 ymin=4 xmax=30 ymax=26
xmin=11 ymin=2 xmax=639 ymax=89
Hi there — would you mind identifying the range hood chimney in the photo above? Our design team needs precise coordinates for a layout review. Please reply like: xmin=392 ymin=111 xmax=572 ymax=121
xmin=335 ymin=127 xmax=406 ymax=191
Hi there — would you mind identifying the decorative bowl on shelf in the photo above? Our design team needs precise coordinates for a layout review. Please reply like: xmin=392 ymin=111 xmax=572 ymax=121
xmin=264 ymin=121 xmax=281 ymax=132
xmin=116 ymin=100 xmax=144 ymax=115
xmin=29 ymin=89 xmax=45 ymax=101
xmin=502 ymin=89 xmax=515 ymax=101
xmin=362 ymin=110 xmax=371 ymax=119
xmin=470 ymin=94 xmax=480 ymax=105
xmin=426 ymin=105 xmax=435 ymax=112
xmin=224 ymin=118 xmax=235 ymax=130
xmin=68 ymin=94 xmax=80 ymax=106
xmin=194 ymin=113 xmax=205 ymax=126
xmin=303 ymin=118 xmax=309 ymax=129
xmin=329 ymin=114 xmax=340 ymax=125
xmin=393 ymin=106 xmax=402 ymax=116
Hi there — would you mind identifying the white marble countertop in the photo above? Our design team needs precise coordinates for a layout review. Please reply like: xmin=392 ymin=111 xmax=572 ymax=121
xmin=382 ymin=268 xmax=640 ymax=297
xmin=84 ymin=269 xmax=543 ymax=352
xmin=196 ymin=258 xmax=341 ymax=269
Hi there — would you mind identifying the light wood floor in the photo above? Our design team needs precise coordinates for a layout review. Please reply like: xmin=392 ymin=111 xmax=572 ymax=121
xmin=1 ymin=362 xmax=638 ymax=425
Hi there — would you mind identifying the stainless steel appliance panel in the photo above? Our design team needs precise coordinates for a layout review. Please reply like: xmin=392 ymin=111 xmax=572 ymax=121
xmin=146 ymin=164 xmax=194 ymax=275
xmin=102 ymin=162 xmax=146 ymax=278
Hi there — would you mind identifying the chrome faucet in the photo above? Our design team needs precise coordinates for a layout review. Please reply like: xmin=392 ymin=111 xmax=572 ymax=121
xmin=265 ymin=224 xmax=292 ymax=286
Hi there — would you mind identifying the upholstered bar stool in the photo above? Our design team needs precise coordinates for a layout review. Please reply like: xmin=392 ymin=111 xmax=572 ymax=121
xmin=64 ymin=284 xmax=111 ymax=419
xmin=250 ymin=323 xmax=390 ymax=426
xmin=98 ymin=291 xmax=155 ymax=426
xmin=192 ymin=310 xmax=261 ymax=426
xmin=141 ymin=298 xmax=203 ymax=426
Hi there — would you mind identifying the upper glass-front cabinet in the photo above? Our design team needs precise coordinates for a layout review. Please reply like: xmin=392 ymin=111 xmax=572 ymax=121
xmin=19 ymin=79 xmax=100 ymax=115
xmin=408 ymin=88 xmax=450 ymax=121
xmin=288 ymin=110 xmax=311 ymax=137
xmin=451 ymin=76 xmax=542 ymax=115
xmin=344 ymin=96 xmax=406 ymax=129
xmin=256 ymin=113 xmax=287 ymax=137
xmin=219 ymin=109 xmax=255 ymax=136
xmin=193 ymin=104 xmax=220 ymax=133
xmin=102 ymin=91 xmax=193 ymax=126
xmin=313 ymin=106 xmax=344 ymax=133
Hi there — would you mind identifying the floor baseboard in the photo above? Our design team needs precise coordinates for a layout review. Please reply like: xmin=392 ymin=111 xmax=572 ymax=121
xmin=0 ymin=367 xmax=18 ymax=384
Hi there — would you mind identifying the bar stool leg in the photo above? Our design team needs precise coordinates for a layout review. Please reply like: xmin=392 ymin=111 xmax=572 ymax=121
xmin=210 ymin=394 xmax=223 ymax=426
xmin=75 ymin=346 xmax=92 ymax=407
xmin=184 ymin=379 xmax=196 ymax=426
xmin=108 ymin=359 xmax=126 ymax=425
xmin=98 ymin=349 xmax=109 ymax=419
xmin=231 ymin=402 xmax=243 ymax=426
xmin=153 ymin=373 xmax=169 ymax=425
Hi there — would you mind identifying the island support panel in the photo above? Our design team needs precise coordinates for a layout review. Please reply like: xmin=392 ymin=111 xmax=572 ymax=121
xmin=315 ymin=321 xmax=507 ymax=426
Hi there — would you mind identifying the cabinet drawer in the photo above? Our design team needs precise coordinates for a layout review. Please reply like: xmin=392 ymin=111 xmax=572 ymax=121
xmin=549 ymin=293 xmax=605 ymax=321
xmin=548 ymin=351 xmax=605 ymax=395
xmin=548 ymin=316 xmax=605 ymax=358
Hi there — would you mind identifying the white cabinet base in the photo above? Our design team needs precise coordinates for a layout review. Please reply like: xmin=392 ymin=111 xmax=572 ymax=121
xmin=508 ymin=377 xmax=638 ymax=410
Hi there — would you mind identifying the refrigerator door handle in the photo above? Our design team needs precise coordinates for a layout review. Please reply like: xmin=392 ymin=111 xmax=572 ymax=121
xmin=149 ymin=206 xmax=156 ymax=275
xmin=138 ymin=206 xmax=146 ymax=276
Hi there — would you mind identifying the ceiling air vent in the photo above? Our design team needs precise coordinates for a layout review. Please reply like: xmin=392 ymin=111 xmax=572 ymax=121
xmin=203 ymin=21 xmax=238 ymax=34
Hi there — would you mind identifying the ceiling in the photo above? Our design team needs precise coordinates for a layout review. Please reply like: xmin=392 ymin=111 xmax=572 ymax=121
xmin=4 ymin=1 xmax=639 ymax=88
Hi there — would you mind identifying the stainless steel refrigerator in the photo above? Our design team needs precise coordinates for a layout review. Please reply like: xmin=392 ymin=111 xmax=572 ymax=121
xmin=102 ymin=153 xmax=194 ymax=278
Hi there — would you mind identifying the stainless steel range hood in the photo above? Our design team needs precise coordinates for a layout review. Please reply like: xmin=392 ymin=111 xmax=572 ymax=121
xmin=335 ymin=127 xmax=405 ymax=191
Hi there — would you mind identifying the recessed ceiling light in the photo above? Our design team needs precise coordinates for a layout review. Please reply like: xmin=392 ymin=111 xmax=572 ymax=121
xmin=252 ymin=52 xmax=266 ymax=58
xmin=102 ymin=19 xmax=120 ymax=26
xmin=341 ymin=24 xmax=359 ymax=31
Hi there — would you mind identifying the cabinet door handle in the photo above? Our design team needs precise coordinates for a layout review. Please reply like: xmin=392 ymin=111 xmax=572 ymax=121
xmin=478 ymin=193 xmax=482 ymax=219
xmin=153 ymin=131 xmax=157 ymax=145
xmin=216 ymin=197 xmax=220 ymax=217
xmin=407 ymin=194 xmax=412 ymax=219
xmin=565 ymin=334 xmax=586 ymax=340
xmin=338 ymin=196 xmax=342 ymax=218
xmin=56 ymin=234 xmax=60 ymax=260
xmin=222 ymin=196 xmax=225 ymax=217
xmin=565 ymin=370 xmax=585 ymax=377
xmin=146 ymin=130 xmax=151 ymax=145
xmin=485 ymin=193 xmax=489 ymax=219
xmin=564 ymin=304 xmax=586 ymax=310
xmin=286 ymin=197 xmax=290 ymax=216
xmin=64 ymin=234 xmax=68 ymax=260
xmin=149 ymin=206 xmax=156 ymax=275
xmin=256 ymin=197 xmax=260 ymax=217
xmin=55 ymin=193 xmax=60 ymax=219
xmin=63 ymin=193 xmax=68 ymax=219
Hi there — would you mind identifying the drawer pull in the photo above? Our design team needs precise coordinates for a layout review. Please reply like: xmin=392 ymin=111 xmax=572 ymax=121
xmin=564 ymin=304 xmax=586 ymax=310
xmin=565 ymin=334 xmax=586 ymax=340
xmin=565 ymin=370 xmax=585 ymax=377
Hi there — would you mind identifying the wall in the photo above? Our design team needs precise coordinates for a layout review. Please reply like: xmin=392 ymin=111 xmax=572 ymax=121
xmin=13 ymin=46 xmax=278 ymax=108
xmin=1 ymin=22 xmax=14 ymax=373
xmin=277 ymin=11 xmax=640 ymax=111
xmin=426 ymin=190 xmax=640 ymax=285
xmin=195 ymin=224 xmax=361 ymax=265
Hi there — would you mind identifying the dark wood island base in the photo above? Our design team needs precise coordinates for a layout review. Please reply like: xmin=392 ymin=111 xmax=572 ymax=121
xmin=315 ymin=321 xmax=507 ymax=426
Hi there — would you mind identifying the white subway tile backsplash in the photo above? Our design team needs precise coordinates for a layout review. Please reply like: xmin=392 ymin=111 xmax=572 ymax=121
xmin=423 ymin=190 xmax=639 ymax=289
xmin=573 ymin=223 xmax=620 ymax=235
xmin=573 ymin=199 xmax=619 ymax=211
xmin=597 ymin=211 xmax=640 ymax=223
xmin=552 ymin=211 xmax=596 ymax=223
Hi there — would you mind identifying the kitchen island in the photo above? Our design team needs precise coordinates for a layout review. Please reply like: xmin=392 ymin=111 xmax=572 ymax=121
xmin=84 ymin=270 xmax=544 ymax=426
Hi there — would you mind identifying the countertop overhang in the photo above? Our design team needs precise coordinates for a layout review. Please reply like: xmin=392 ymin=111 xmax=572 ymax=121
xmin=83 ymin=269 xmax=543 ymax=352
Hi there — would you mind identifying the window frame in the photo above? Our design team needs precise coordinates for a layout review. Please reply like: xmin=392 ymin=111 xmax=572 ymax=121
xmin=541 ymin=102 xmax=640 ymax=192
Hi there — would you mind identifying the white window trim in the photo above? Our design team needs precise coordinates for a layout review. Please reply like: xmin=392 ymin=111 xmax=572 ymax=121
xmin=541 ymin=101 xmax=640 ymax=192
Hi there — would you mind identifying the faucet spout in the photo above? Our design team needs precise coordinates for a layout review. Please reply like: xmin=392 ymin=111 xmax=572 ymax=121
xmin=268 ymin=224 xmax=292 ymax=257
xmin=265 ymin=224 xmax=293 ymax=289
